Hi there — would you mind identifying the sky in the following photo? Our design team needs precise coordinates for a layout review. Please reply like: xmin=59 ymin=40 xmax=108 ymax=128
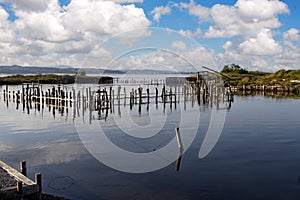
xmin=0 ymin=0 xmax=299 ymax=72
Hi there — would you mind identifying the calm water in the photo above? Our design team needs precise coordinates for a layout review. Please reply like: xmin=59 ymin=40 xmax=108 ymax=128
xmin=1 ymin=84 xmax=300 ymax=199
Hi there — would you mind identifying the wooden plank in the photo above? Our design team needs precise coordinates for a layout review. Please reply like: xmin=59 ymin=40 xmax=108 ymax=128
xmin=0 ymin=161 xmax=35 ymax=186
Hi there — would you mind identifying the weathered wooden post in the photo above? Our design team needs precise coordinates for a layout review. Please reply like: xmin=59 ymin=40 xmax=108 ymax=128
xmin=118 ymin=86 xmax=121 ymax=101
xmin=29 ymin=89 xmax=32 ymax=102
xmin=17 ymin=181 xmax=23 ymax=196
xmin=21 ymin=84 xmax=24 ymax=102
xmin=175 ymin=147 xmax=183 ymax=172
xmin=41 ymin=90 xmax=44 ymax=103
xmin=129 ymin=92 xmax=133 ymax=110
xmin=170 ymin=88 xmax=173 ymax=108
xmin=109 ymin=86 xmax=112 ymax=101
xmin=35 ymin=173 xmax=42 ymax=193
xmin=112 ymin=89 xmax=115 ymax=113
xmin=86 ymin=88 xmax=89 ymax=102
xmin=174 ymin=86 xmax=177 ymax=103
xmin=161 ymin=85 xmax=166 ymax=103
xmin=138 ymin=87 xmax=142 ymax=104
xmin=175 ymin=127 xmax=183 ymax=150
xmin=20 ymin=161 xmax=27 ymax=177
xmin=146 ymin=88 xmax=149 ymax=104
xmin=134 ymin=89 xmax=137 ymax=104
xmin=155 ymin=87 xmax=158 ymax=104
xmin=37 ymin=86 xmax=40 ymax=101
xmin=89 ymin=87 xmax=91 ymax=104
xmin=72 ymin=88 xmax=75 ymax=101
xmin=57 ymin=85 xmax=61 ymax=98
xmin=17 ymin=90 xmax=20 ymax=102
xmin=26 ymin=84 xmax=29 ymax=101
xmin=138 ymin=100 xmax=141 ymax=115
xmin=5 ymin=85 xmax=8 ymax=99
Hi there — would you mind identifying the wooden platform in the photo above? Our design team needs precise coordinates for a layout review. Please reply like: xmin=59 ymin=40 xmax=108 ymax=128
xmin=0 ymin=161 xmax=41 ymax=200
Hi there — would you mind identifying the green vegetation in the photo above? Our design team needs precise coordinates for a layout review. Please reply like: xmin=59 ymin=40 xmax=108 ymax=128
xmin=220 ymin=64 xmax=300 ymax=87
xmin=221 ymin=63 xmax=249 ymax=74
xmin=0 ymin=74 xmax=75 ymax=85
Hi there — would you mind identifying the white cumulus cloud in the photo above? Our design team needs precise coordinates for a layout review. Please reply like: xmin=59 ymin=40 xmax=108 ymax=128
xmin=151 ymin=5 xmax=171 ymax=22
xmin=179 ymin=0 xmax=210 ymax=22
xmin=239 ymin=29 xmax=282 ymax=55
xmin=0 ymin=0 xmax=151 ymax=67
xmin=205 ymin=0 xmax=289 ymax=38
xmin=178 ymin=28 xmax=202 ymax=38
xmin=284 ymin=28 xmax=300 ymax=42
xmin=236 ymin=0 xmax=289 ymax=21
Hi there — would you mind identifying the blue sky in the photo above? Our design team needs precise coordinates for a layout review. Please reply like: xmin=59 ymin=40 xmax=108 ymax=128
xmin=0 ymin=0 xmax=299 ymax=72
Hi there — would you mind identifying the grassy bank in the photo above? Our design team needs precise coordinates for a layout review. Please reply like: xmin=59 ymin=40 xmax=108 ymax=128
xmin=220 ymin=64 xmax=300 ymax=87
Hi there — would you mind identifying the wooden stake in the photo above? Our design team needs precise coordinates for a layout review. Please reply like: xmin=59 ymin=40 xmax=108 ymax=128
xmin=175 ymin=127 xmax=183 ymax=150
xmin=35 ymin=173 xmax=42 ymax=193
xmin=20 ymin=161 xmax=27 ymax=177
xmin=17 ymin=181 xmax=23 ymax=195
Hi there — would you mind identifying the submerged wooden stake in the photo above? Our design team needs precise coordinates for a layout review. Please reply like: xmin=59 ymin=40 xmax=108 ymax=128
xmin=175 ymin=127 xmax=183 ymax=150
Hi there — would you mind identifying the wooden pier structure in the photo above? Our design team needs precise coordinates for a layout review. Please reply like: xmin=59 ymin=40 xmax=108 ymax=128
xmin=0 ymin=72 xmax=234 ymax=122
xmin=0 ymin=161 xmax=41 ymax=200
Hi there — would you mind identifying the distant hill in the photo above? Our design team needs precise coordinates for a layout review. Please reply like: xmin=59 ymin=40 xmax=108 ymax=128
xmin=0 ymin=65 xmax=123 ymax=75
xmin=0 ymin=65 xmax=194 ymax=75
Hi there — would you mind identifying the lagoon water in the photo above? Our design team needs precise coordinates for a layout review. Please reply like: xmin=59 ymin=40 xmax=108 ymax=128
xmin=1 ymin=83 xmax=300 ymax=199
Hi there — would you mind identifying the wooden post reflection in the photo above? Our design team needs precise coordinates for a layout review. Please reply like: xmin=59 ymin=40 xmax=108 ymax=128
xmin=175 ymin=127 xmax=184 ymax=171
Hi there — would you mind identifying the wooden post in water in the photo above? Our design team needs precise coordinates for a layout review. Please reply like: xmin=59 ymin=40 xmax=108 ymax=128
xmin=35 ymin=173 xmax=42 ymax=193
xmin=5 ymin=85 xmax=8 ymax=99
xmin=26 ymin=84 xmax=29 ymax=101
xmin=175 ymin=127 xmax=183 ymax=171
xmin=175 ymin=127 xmax=183 ymax=150
xmin=109 ymin=86 xmax=112 ymax=102
xmin=146 ymin=88 xmax=149 ymax=104
xmin=174 ymin=86 xmax=177 ymax=104
xmin=58 ymin=85 xmax=61 ymax=98
xmin=17 ymin=90 xmax=20 ymax=102
xmin=112 ymin=90 xmax=115 ymax=113
xmin=72 ymin=88 xmax=75 ymax=102
xmin=161 ymin=85 xmax=166 ymax=103
xmin=129 ymin=92 xmax=133 ymax=110
xmin=21 ymin=84 xmax=24 ymax=102
xmin=138 ymin=87 xmax=142 ymax=104
xmin=155 ymin=87 xmax=158 ymax=104
xmin=88 ymin=87 xmax=91 ymax=104
xmin=20 ymin=161 xmax=27 ymax=177
xmin=134 ymin=89 xmax=137 ymax=104
xmin=118 ymin=86 xmax=121 ymax=101
xmin=175 ymin=147 xmax=183 ymax=172
xmin=17 ymin=181 xmax=23 ymax=196
xmin=170 ymin=88 xmax=173 ymax=108
xmin=29 ymin=89 xmax=32 ymax=102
